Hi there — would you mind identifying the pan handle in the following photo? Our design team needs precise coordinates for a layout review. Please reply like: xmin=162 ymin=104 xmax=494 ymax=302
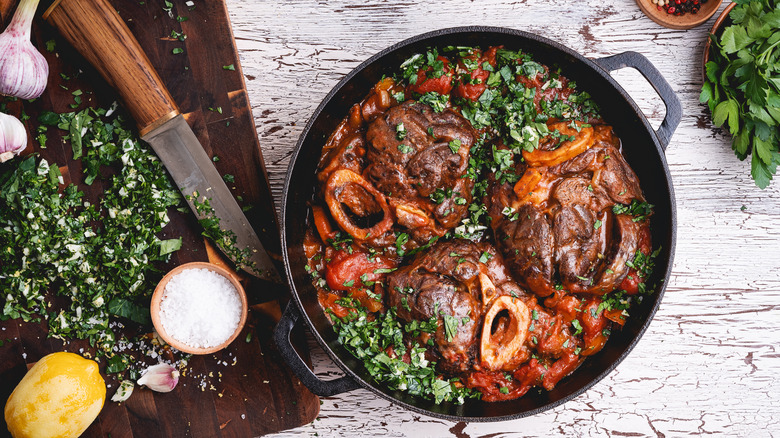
xmin=594 ymin=51 xmax=682 ymax=151
xmin=273 ymin=302 xmax=360 ymax=397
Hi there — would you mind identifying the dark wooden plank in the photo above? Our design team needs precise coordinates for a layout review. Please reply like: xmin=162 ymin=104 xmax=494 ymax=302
xmin=0 ymin=0 xmax=319 ymax=436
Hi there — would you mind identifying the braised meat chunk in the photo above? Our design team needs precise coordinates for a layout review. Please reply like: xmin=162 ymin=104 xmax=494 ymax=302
xmin=487 ymin=123 xmax=651 ymax=296
xmin=366 ymin=102 xmax=476 ymax=242
xmin=386 ymin=240 xmax=531 ymax=375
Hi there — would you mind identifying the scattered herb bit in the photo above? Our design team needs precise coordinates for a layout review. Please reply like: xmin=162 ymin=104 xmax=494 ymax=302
xmin=170 ymin=30 xmax=187 ymax=42
xmin=428 ymin=187 xmax=453 ymax=204
xmin=396 ymin=123 xmax=407 ymax=140
xmin=187 ymin=194 xmax=260 ymax=276
xmin=442 ymin=314 xmax=461 ymax=342
xmin=223 ymin=64 xmax=236 ymax=71
xmin=448 ymin=139 xmax=461 ymax=154
xmin=571 ymin=319 xmax=583 ymax=336
xmin=612 ymin=200 xmax=654 ymax=222
xmin=398 ymin=144 xmax=414 ymax=154
xmin=395 ymin=232 xmax=410 ymax=256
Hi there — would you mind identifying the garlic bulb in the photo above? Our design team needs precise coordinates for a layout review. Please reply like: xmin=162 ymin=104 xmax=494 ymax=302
xmin=137 ymin=363 xmax=180 ymax=393
xmin=0 ymin=112 xmax=27 ymax=163
xmin=0 ymin=0 xmax=49 ymax=99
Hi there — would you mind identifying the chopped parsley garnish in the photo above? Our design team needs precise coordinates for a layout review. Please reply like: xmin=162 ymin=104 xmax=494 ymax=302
xmin=398 ymin=144 xmax=414 ymax=154
xmin=442 ymin=313 xmax=461 ymax=342
xmin=395 ymin=232 xmax=410 ymax=256
xmin=330 ymin=300 xmax=478 ymax=404
xmin=449 ymin=139 xmax=462 ymax=154
xmin=612 ymin=200 xmax=654 ymax=222
xmin=396 ymin=123 xmax=407 ymax=140
xmin=571 ymin=319 xmax=583 ymax=336
xmin=429 ymin=187 xmax=453 ymax=204
xmin=417 ymin=92 xmax=449 ymax=113
xmin=0 ymin=106 xmax=183 ymax=352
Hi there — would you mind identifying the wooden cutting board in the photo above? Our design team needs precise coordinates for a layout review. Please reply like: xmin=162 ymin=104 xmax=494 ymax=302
xmin=0 ymin=0 xmax=319 ymax=436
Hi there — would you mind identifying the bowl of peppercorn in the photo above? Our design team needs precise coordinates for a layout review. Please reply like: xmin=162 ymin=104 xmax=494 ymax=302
xmin=636 ymin=0 xmax=723 ymax=29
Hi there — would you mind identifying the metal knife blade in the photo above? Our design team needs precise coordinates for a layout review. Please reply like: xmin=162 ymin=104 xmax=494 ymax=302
xmin=142 ymin=115 xmax=281 ymax=283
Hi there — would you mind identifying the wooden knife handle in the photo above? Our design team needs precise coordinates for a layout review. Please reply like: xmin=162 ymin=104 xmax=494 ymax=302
xmin=43 ymin=0 xmax=179 ymax=136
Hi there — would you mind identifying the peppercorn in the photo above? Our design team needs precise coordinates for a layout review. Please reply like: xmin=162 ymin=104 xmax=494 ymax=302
xmin=655 ymin=0 xmax=707 ymax=16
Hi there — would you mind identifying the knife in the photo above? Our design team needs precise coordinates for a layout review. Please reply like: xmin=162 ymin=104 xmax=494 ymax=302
xmin=43 ymin=0 xmax=282 ymax=283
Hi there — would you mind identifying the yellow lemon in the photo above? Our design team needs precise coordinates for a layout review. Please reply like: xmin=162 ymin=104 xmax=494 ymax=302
xmin=4 ymin=352 xmax=106 ymax=438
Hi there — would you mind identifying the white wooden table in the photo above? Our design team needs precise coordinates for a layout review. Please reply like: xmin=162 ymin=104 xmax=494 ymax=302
xmin=226 ymin=0 xmax=780 ymax=436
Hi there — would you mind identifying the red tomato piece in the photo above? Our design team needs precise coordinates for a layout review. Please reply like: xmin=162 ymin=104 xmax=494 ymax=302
xmin=453 ymin=47 xmax=498 ymax=101
xmin=409 ymin=56 xmax=453 ymax=95
xmin=318 ymin=292 xmax=352 ymax=319
xmin=325 ymin=250 xmax=395 ymax=291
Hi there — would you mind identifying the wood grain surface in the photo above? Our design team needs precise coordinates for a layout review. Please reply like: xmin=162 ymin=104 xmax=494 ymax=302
xmin=0 ymin=0 xmax=318 ymax=436
xmin=223 ymin=0 xmax=780 ymax=436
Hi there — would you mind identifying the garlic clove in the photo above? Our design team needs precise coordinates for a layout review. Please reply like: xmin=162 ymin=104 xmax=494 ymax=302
xmin=110 ymin=380 xmax=135 ymax=402
xmin=0 ymin=0 xmax=49 ymax=100
xmin=0 ymin=112 xmax=27 ymax=163
xmin=137 ymin=363 xmax=180 ymax=393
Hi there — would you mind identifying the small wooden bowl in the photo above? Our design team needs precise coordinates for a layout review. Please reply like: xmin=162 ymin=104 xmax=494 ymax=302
xmin=702 ymin=2 xmax=736 ymax=80
xmin=636 ymin=0 xmax=723 ymax=30
xmin=151 ymin=262 xmax=248 ymax=355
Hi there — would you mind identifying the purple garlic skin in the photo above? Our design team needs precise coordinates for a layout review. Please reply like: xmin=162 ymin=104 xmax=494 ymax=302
xmin=0 ymin=0 xmax=48 ymax=100
xmin=0 ymin=112 xmax=27 ymax=163
xmin=137 ymin=363 xmax=180 ymax=393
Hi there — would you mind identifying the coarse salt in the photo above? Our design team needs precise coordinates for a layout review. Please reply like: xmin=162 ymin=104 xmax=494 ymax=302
xmin=159 ymin=268 xmax=241 ymax=348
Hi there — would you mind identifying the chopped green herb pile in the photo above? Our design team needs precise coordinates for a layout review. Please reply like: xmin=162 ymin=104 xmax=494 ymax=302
xmin=0 ymin=106 xmax=183 ymax=352
xmin=701 ymin=0 xmax=780 ymax=188
xmin=331 ymin=298 xmax=478 ymax=404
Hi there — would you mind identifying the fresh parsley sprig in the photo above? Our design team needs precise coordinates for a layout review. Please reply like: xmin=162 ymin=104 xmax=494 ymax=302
xmin=701 ymin=0 xmax=780 ymax=188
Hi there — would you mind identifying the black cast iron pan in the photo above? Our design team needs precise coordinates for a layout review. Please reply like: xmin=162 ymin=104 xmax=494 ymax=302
xmin=274 ymin=26 xmax=680 ymax=421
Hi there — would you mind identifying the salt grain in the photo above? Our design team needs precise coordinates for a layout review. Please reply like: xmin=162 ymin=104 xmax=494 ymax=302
xmin=159 ymin=268 xmax=241 ymax=348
